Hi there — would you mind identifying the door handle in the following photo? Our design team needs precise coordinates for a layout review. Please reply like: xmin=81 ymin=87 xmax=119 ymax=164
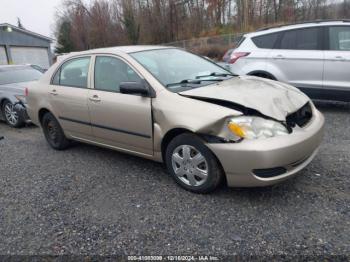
xmin=273 ymin=54 xmax=285 ymax=59
xmin=89 ymin=95 xmax=101 ymax=102
xmin=49 ymin=89 xmax=58 ymax=96
xmin=334 ymin=56 xmax=346 ymax=61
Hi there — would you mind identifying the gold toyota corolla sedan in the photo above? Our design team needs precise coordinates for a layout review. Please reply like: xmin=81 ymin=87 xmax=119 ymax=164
xmin=26 ymin=46 xmax=324 ymax=193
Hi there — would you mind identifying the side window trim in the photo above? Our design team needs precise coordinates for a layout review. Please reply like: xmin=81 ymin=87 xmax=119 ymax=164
xmin=50 ymin=66 xmax=61 ymax=85
xmin=51 ymin=67 xmax=61 ymax=85
xmin=93 ymin=54 xmax=145 ymax=94
xmin=324 ymin=26 xmax=331 ymax=51
xmin=318 ymin=26 xmax=326 ymax=50
xmin=323 ymin=26 xmax=329 ymax=50
xmin=274 ymin=32 xmax=283 ymax=49
xmin=50 ymin=55 xmax=91 ymax=88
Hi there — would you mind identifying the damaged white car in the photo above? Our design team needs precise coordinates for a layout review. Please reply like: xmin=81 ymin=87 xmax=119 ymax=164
xmin=26 ymin=47 xmax=325 ymax=193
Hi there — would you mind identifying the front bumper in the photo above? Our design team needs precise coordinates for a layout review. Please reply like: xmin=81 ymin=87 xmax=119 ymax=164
xmin=207 ymin=109 xmax=325 ymax=187
xmin=14 ymin=102 xmax=31 ymax=123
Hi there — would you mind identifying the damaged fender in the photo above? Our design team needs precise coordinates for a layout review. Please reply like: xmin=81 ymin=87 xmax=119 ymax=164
xmin=152 ymin=90 xmax=243 ymax=160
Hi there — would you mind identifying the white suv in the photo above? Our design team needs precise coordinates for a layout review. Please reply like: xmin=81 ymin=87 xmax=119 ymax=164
xmin=226 ymin=20 xmax=350 ymax=102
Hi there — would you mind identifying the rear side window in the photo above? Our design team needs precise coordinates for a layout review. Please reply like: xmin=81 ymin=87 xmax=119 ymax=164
xmin=52 ymin=57 xmax=91 ymax=88
xmin=329 ymin=26 xmax=350 ymax=50
xmin=252 ymin=33 xmax=279 ymax=49
xmin=279 ymin=28 xmax=320 ymax=50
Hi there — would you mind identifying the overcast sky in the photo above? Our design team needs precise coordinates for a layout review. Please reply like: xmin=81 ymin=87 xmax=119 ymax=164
xmin=0 ymin=0 xmax=62 ymax=38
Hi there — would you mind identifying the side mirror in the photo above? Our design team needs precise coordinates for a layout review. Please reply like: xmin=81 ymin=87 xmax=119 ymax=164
xmin=120 ymin=81 xmax=150 ymax=96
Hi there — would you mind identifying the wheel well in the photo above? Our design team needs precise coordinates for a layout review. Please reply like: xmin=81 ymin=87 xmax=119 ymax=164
xmin=0 ymin=98 xmax=10 ymax=109
xmin=160 ymin=128 xmax=228 ymax=186
xmin=161 ymin=128 xmax=193 ymax=162
xmin=0 ymin=99 xmax=10 ymax=117
xmin=38 ymin=108 xmax=51 ymax=125
xmin=248 ymin=71 xmax=276 ymax=80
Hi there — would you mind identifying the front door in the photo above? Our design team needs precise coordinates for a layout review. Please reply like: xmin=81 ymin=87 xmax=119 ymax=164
xmin=324 ymin=25 xmax=350 ymax=91
xmin=88 ymin=55 xmax=153 ymax=156
xmin=49 ymin=56 xmax=92 ymax=138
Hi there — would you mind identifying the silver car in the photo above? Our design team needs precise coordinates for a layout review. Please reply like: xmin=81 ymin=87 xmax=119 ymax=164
xmin=226 ymin=20 xmax=350 ymax=102
xmin=0 ymin=65 xmax=42 ymax=127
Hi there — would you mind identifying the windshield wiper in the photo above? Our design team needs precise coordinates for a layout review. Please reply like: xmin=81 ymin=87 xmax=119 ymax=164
xmin=166 ymin=78 xmax=223 ymax=87
xmin=195 ymin=72 xmax=235 ymax=79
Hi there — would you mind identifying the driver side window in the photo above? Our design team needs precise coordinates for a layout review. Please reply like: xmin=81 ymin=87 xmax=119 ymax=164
xmin=94 ymin=56 xmax=141 ymax=92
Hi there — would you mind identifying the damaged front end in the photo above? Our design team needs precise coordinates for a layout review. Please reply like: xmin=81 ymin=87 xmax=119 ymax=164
xmin=152 ymin=76 xmax=317 ymax=163
xmin=13 ymin=101 xmax=31 ymax=124
xmin=181 ymin=94 xmax=314 ymax=144
xmin=174 ymin=76 xmax=315 ymax=143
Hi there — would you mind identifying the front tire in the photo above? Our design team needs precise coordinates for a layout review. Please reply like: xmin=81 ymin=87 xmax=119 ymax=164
xmin=42 ymin=112 xmax=70 ymax=150
xmin=2 ymin=100 xmax=25 ymax=128
xmin=165 ymin=133 xmax=224 ymax=193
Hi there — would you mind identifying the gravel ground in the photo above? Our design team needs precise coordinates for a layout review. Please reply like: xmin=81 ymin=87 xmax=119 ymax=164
xmin=0 ymin=101 xmax=349 ymax=259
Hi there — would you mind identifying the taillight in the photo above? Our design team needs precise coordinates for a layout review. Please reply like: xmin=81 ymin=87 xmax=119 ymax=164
xmin=229 ymin=52 xmax=250 ymax=64
xmin=25 ymin=87 xmax=29 ymax=97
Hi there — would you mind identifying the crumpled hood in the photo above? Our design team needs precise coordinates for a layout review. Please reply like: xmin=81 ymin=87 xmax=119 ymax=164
xmin=179 ymin=75 xmax=310 ymax=121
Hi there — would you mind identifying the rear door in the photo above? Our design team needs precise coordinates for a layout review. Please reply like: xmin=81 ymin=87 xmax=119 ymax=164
xmin=88 ymin=55 xmax=153 ymax=156
xmin=49 ymin=56 xmax=93 ymax=138
xmin=267 ymin=27 xmax=324 ymax=89
xmin=324 ymin=25 xmax=350 ymax=90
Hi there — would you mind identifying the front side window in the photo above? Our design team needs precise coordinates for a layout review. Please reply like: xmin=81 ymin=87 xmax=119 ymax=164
xmin=329 ymin=26 xmax=350 ymax=51
xmin=94 ymin=56 xmax=141 ymax=92
xmin=130 ymin=48 xmax=232 ymax=92
xmin=0 ymin=67 xmax=42 ymax=85
xmin=55 ymin=57 xmax=91 ymax=88
xmin=252 ymin=33 xmax=279 ymax=49
xmin=280 ymin=28 xmax=320 ymax=50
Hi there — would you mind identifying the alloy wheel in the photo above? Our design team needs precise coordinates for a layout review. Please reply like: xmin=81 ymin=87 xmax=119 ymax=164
xmin=4 ymin=103 xmax=19 ymax=126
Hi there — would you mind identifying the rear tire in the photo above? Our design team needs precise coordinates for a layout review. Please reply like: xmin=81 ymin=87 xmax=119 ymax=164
xmin=2 ymin=100 xmax=25 ymax=128
xmin=42 ymin=112 xmax=70 ymax=150
xmin=165 ymin=133 xmax=224 ymax=193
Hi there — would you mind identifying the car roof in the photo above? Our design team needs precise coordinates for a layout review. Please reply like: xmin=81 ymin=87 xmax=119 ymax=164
xmin=245 ymin=20 xmax=350 ymax=38
xmin=67 ymin=45 xmax=173 ymax=56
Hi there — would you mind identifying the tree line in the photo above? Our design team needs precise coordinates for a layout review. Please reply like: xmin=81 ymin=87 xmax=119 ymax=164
xmin=55 ymin=0 xmax=350 ymax=54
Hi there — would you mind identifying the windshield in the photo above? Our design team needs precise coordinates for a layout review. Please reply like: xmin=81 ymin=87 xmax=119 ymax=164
xmin=0 ymin=67 xmax=43 ymax=85
xmin=130 ymin=48 xmax=233 ymax=92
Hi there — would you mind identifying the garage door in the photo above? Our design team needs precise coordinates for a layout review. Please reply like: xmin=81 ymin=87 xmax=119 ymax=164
xmin=0 ymin=46 xmax=7 ymax=65
xmin=11 ymin=46 xmax=50 ymax=69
